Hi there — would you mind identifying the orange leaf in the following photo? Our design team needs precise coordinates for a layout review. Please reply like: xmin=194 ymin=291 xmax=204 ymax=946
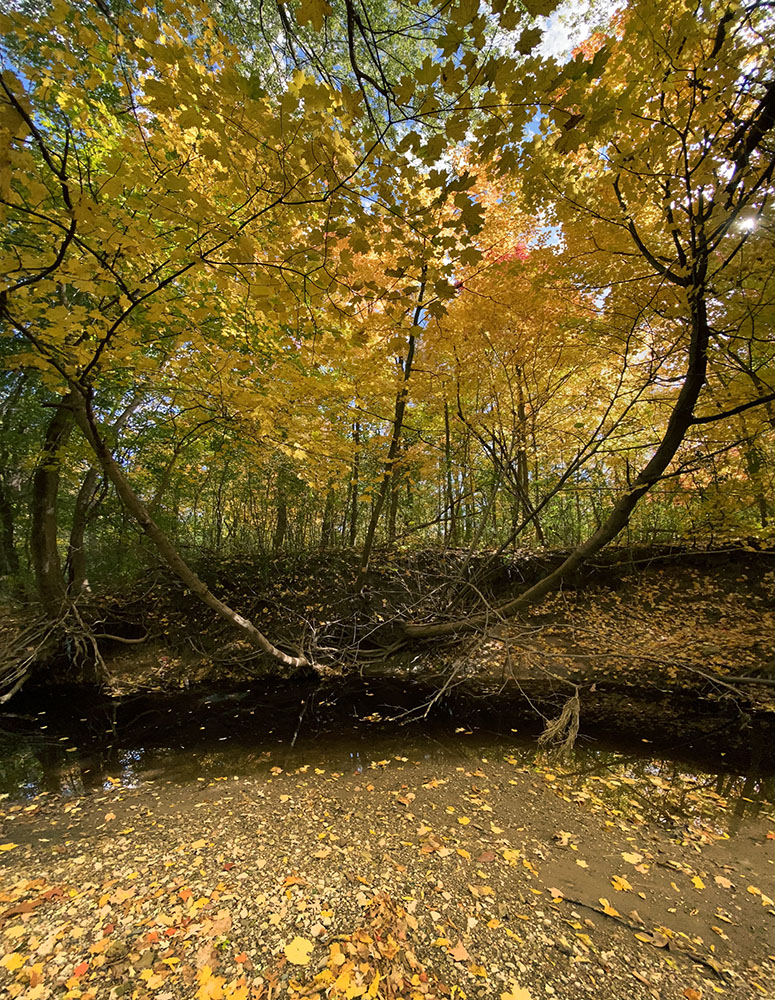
xmin=448 ymin=939 xmax=470 ymax=962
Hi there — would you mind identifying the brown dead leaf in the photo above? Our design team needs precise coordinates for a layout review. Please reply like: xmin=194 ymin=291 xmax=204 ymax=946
xmin=448 ymin=939 xmax=470 ymax=962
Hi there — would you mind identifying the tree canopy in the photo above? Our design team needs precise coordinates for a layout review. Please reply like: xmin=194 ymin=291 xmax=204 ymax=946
xmin=1 ymin=0 xmax=773 ymax=679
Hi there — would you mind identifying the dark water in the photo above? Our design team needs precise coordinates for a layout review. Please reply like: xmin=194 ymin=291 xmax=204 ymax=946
xmin=1 ymin=685 xmax=774 ymax=837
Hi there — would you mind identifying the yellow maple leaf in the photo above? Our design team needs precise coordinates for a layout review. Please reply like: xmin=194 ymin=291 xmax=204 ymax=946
xmin=611 ymin=875 xmax=633 ymax=891
xmin=1 ymin=952 xmax=26 ymax=971
xmin=284 ymin=936 xmax=314 ymax=965
xmin=196 ymin=966 xmax=225 ymax=1000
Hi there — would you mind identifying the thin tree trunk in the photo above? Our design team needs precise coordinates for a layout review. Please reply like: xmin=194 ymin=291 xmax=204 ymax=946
xmin=67 ymin=466 xmax=100 ymax=596
xmin=444 ymin=401 xmax=458 ymax=546
xmin=404 ymin=296 xmax=711 ymax=638
xmin=0 ymin=376 xmax=24 ymax=577
xmin=320 ymin=488 xmax=336 ymax=549
xmin=348 ymin=421 xmax=360 ymax=546
xmin=357 ymin=272 xmax=426 ymax=587
xmin=387 ymin=443 xmax=402 ymax=543
xmin=30 ymin=403 xmax=73 ymax=613
xmin=273 ymin=485 xmax=288 ymax=553
xmin=0 ymin=481 xmax=19 ymax=576
xmin=69 ymin=389 xmax=309 ymax=670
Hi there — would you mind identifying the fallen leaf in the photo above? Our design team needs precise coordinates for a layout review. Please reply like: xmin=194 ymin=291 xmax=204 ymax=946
xmin=0 ymin=843 xmax=18 ymax=852
xmin=448 ymin=939 xmax=470 ymax=962
xmin=683 ymin=989 xmax=702 ymax=1000
xmin=691 ymin=876 xmax=705 ymax=890
xmin=621 ymin=852 xmax=643 ymax=865
xmin=1 ymin=952 xmax=26 ymax=971
xmin=611 ymin=875 xmax=633 ymax=892
xmin=714 ymin=875 xmax=733 ymax=889
xmin=284 ymin=936 xmax=314 ymax=965
xmin=635 ymin=931 xmax=669 ymax=948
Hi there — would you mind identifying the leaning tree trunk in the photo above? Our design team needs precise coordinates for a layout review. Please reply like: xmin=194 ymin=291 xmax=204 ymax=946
xmin=404 ymin=294 xmax=711 ymax=638
xmin=30 ymin=403 xmax=73 ymax=614
xmin=67 ymin=396 xmax=141 ymax=596
xmin=69 ymin=389 xmax=309 ymax=671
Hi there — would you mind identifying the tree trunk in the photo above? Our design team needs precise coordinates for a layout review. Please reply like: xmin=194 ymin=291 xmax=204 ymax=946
xmin=404 ymin=297 xmax=711 ymax=639
xmin=69 ymin=389 xmax=309 ymax=670
xmin=67 ymin=396 xmax=141 ymax=595
xmin=320 ymin=488 xmax=336 ymax=549
xmin=348 ymin=421 xmax=360 ymax=546
xmin=0 ymin=376 xmax=24 ymax=577
xmin=66 ymin=466 xmax=100 ymax=596
xmin=443 ymin=401 xmax=458 ymax=546
xmin=30 ymin=403 xmax=73 ymax=613
xmin=357 ymin=272 xmax=426 ymax=587
xmin=0 ymin=479 xmax=19 ymax=576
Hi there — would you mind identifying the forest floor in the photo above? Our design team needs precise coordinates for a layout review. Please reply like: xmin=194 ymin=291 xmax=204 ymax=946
xmin=1 ymin=733 xmax=774 ymax=1000
xmin=2 ymin=547 xmax=775 ymax=999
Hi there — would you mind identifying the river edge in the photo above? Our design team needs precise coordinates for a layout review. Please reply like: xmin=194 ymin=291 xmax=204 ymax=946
xmin=1 ymin=725 xmax=774 ymax=1000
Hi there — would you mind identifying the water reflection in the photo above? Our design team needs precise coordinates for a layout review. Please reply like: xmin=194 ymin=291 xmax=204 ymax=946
xmin=1 ymin=707 xmax=773 ymax=838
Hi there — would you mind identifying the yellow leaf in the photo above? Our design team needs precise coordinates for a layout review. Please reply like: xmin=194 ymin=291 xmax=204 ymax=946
xmin=1 ymin=952 xmax=26 ymax=971
xmin=611 ymin=875 xmax=632 ymax=892
xmin=691 ymin=876 xmax=705 ymax=890
xmin=0 ymin=843 xmax=18 ymax=851
xmin=458 ymin=817 xmax=470 ymax=825
xmin=598 ymin=898 xmax=620 ymax=917
xmin=621 ymin=852 xmax=642 ymax=865
xmin=297 ymin=0 xmax=333 ymax=31
xmin=284 ymin=936 xmax=314 ymax=965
